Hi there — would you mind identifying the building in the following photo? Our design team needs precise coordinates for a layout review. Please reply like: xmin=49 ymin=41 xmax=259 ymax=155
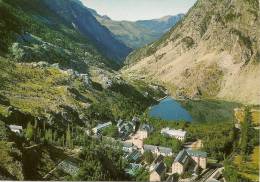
xmin=122 ymin=142 xmax=135 ymax=153
xmin=128 ymin=124 xmax=154 ymax=149
xmin=150 ymin=155 xmax=164 ymax=172
xmin=125 ymin=163 xmax=142 ymax=176
xmin=172 ymin=150 xmax=191 ymax=175
xmin=92 ymin=122 xmax=112 ymax=135
xmin=161 ymin=128 xmax=187 ymax=141
xmin=8 ymin=125 xmax=23 ymax=134
xmin=117 ymin=119 xmax=124 ymax=128
xmin=138 ymin=124 xmax=154 ymax=139
xmin=124 ymin=149 xmax=142 ymax=163
xmin=142 ymin=145 xmax=173 ymax=156
xmin=150 ymin=155 xmax=166 ymax=182
xmin=172 ymin=149 xmax=207 ymax=175
xmin=186 ymin=150 xmax=207 ymax=169
xmin=117 ymin=120 xmax=136 ymax=139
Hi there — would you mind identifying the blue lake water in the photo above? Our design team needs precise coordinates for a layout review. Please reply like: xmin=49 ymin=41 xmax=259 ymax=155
xmin=148 ymin=97 xmax=192 ymax=122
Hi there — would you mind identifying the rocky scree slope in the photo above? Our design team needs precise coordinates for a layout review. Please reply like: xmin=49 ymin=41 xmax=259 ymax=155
xmin=124 ymin=0 xmax=260 ymax=105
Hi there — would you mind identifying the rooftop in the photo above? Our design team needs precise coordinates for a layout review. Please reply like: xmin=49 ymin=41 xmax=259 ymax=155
xmin=8 ymin=125 xmax=23 ymax=130
xmin=161 ymin=127 xmax=186 ymax=137
xmin=159 ymin=146 xmax=172 ymax=155
xmin=187 ymin=149 xmax=207 ymax=158
xmin=140 ymin=124 xmax=154 ymax=133
xmin=174 ymin=149 xmax=190 ymax=164
xmin=126 ymin=150 xmax=142 ymax=162
xmin=143 ymin=145 xmax=172 ymax=155
xmin=94 ymin=121 xmax=112 ymax=130
xmin=123 ymin=142 xmax=134 ymax=148
xmin=153 ymin=162 xmax=166 ymax=175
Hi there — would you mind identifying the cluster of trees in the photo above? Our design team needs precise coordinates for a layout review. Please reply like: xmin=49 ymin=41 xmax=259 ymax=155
xmin=25 ymin=121 xmax=82 ymax=148
xmin=187 ymin=122 xmax=235 ymax=161
xmin=143 ymin=151 xmax=154 ymax=164
xmin=223 ymin=107 xmax=259 ymax=182
xmin=102 ymin=125 xmax=119 ymax=138
xmin=134 ymin=167 xmax=149 ymax=181
xmin=74 ymin=139 xmax=130 ymax=181
xmin=86 ymin=82 xmax=157 ymax=122
xmin=239 ymin=107 xmax=258 ymax=159
xmin=144 ymin=133 xmax=182 ymax=153
xmin=222 ymin=160 xmax=251 ymax=182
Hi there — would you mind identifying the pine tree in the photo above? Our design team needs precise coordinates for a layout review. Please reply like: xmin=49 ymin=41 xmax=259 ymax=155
xmin=66 ymin=124 xmax=71 ymax=148
xmin=53 ymin=130 xmax=57 ymax=145
xmin=25 ymin=122 xmax=34 ymax=141
xmin=240 ymin=107 xmax=251 ymax=157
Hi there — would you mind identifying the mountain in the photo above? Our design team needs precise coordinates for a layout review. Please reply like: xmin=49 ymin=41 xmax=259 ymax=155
xmin=89 ymin=8 xmax=184 ymax=49
xmin=0 ymin=0 xmax=131 ymax=67
xmin=0 ymin=0 xmax=164 ymax=180
xmin=42 ymin=0 xmax=131 ymax=65
xmin=124 ymin=0 xmax=260 ymax=105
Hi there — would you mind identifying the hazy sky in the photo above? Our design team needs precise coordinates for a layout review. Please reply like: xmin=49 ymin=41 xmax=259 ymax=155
xmin=81 ymin=0 xmax=197 ymax=21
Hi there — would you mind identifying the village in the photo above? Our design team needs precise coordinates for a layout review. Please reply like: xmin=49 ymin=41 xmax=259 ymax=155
xmin=90 ymin=117 xmax=225 ymax=182
xmin=7 ymin=118 xmax=224 ymax=182
xmin=6 ymin=105 xmax=259 ymax=182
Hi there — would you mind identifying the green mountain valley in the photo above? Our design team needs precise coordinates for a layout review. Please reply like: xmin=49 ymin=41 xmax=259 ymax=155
xmin=0 ymin=0 xmax=259 ymax=181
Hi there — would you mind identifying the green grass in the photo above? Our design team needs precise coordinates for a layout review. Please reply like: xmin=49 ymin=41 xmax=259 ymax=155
xmin=0 ymin=58 xmax=77 ymax=114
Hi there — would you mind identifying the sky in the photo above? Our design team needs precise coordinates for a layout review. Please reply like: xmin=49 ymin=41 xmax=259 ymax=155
xmin=81 ymin=0 xmax=197 ymax=21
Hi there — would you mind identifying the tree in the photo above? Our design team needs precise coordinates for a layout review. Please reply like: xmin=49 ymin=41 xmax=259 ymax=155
xmin=164 ymin=156 xmax=173 ymax=172
xmin=143 ymin=151 xmax=154 ymax=164
xmin=76 ymin=139 xmax=130 ymax=181
xmin=66 ymin=124 xmax=72 ymax=148
xmin=0 ymin=120 xmax=7 ymax=140
xmin=102 ymin=125 xmax=119 ymax=138
xmin=240 ymin=107 xmax=251 ymax=157
xmin=44 ymin=129 xmax=52 ymax=144
xmin=134 ymin=167 xmax=149 ymax=181
xmin=223 ymin=161 xmax=239 ymax=182
xmin=25 ymin=122 xmax=34 ymax=140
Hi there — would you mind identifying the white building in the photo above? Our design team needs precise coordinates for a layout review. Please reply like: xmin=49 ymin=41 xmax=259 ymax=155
xmin=8 ymin=125 xmax=23 ymax=134
xmin=161 ymin=128 xmax=187 ymax=141
xmin=92 ymin=122 xmax=112 ymax=134
xmin=141 ymin=145 xmax=173 ymax=156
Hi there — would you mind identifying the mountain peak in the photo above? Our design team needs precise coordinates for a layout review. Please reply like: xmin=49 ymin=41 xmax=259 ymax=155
xmin=90 ymin=10 xmax=184 ymax=48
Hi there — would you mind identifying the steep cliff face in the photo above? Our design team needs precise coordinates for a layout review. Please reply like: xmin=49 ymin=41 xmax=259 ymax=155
xmin=42 ymin=0 xmax=131 ymax=65
xmin=124 ymin=0 xmax=260 ymax=104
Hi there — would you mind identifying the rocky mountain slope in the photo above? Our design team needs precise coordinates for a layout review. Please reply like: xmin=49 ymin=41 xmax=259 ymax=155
xmin=124 ymin=0 xmax=260 ymax=105
xmin=42 ymin=0 xmax=131 ymax=65
xmin=89 ymin=8 xmax=183 ymax=49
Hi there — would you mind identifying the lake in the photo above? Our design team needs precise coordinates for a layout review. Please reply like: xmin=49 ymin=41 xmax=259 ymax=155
xmin=148 ymin=97 xmax=192 ymax=122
